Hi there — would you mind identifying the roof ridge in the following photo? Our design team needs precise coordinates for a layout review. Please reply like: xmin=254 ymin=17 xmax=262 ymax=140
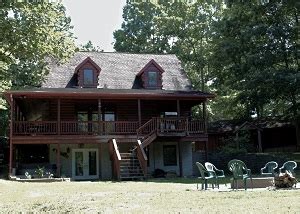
xmin=77 ymin=51 xmax=177 ymax=56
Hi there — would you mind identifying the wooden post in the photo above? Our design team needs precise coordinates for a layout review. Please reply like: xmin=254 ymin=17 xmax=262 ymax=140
xmin=177 ymin=100 xmax=180 ymax=117
xmin=138 ymin=99 xmax=141 ymax=127
xmin=98 ymin=143 xmax=102 ymax=179
xmin=56 ymin=144 xmax=61 ymax=177
xmin=203 ymin=102 xmax=207 ymax=133
xmin=203 ymin=101 xmax=208 ymax=161
xmin=98 ymin=99 xmax=102 ymax=135
xmin=57 ymin=99 xmax=61 ymax=135
xmin=9 ymin=94 xmax=14 ymax=175
xmin=257 ymin=130 xmax=262 ymax=153
xmin=178 ymin=142 xmax=183 ymax=177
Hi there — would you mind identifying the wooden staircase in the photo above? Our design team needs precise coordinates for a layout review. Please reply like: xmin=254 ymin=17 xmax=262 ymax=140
xmin=108 ymin=139 xmax=147 ymax=181
xmin=119 ymin=152 xmax=144 ymax=180
xmin=137 ymin=118 xmax=158 ymax=148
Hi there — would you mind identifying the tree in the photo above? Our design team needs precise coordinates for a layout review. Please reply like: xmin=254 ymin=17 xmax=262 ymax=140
xmin=0 ymin=2 xmax=76 ymax=91
xmin=113 ymin=2 xmax=170 ymax=53
xmin=210 ymin=0 xmax=299 ymax=147
xmin=80 ymin=40 xmax=103 ymax=52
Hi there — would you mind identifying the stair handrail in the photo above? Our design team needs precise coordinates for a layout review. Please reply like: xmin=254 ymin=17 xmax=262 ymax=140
xmin=136 ymin=140 xmax=148 ymax=178
xmin=112 ymin=139 xmax=121 ymax=161
xmin=136 ymin=117 xmax=158 ymax=139
xmin=108 ymin=138 xmax=121 ymax=180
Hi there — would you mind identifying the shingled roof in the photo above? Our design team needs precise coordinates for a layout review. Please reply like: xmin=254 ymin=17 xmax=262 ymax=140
xmin=43 ymin=52 xmax=192 ymax=90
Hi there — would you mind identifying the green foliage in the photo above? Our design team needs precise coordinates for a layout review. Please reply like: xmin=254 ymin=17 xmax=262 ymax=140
xmin=218 ymin=131 xmax=255 ymax=155
xmin=211 ymin=0 xmax=299 ymax=119
xmin=79 ymin=40 xmax=103 ymax=52
xmin=0 ymin=2 xmax=76 ymax=89
xmin=0 ymin=110 xmax=8 ymax=136
xmin=34 ymin=166 xmax=45 ymax=178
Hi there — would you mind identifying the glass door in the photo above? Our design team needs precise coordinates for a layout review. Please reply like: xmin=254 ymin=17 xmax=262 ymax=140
xmin=72 ymin=149 xmax=99 ymax=180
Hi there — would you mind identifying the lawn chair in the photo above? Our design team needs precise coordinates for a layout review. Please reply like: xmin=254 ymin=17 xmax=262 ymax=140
xmin=261 ymin=161 xmax=278 ymax=176
xmin=205 ymin=162 xmax=225 ymax=188
xmin=279 ymin=161 xmax=297 ymax=177
xmin=228 ymin=159 xmax=253 ymax=190
xmin=195 ymin=162 xmax=217 ymax=190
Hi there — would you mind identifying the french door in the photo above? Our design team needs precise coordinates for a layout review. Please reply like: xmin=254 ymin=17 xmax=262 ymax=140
xmin=72 ymin=149 xmax=99 ymax=180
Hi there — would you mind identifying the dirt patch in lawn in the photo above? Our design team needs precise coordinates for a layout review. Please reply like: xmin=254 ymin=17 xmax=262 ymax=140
xmin=0 ymin=179 xmax=299 ymax=213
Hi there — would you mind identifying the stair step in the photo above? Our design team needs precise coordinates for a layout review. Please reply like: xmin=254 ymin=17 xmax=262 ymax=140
xmin=120 ymin=159 xmax=139 ymax=163
xmin=120 ymin=153 xmax=134 ymax=156
xmin=121 ymin=157 xmax=138 ymax=160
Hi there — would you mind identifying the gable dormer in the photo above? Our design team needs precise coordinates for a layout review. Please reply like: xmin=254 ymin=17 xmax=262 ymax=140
xmin=137 ymin=59 xmax=164 ymax=89
xmin=75 ymin=57 xmax=101 ymax=88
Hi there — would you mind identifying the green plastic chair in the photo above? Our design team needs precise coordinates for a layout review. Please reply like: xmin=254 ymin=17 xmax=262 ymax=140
xmin=205 ymin=162 xmax=225 ymax=188
xmin=228 ymin=159 xmax=253 ymax=190
xmin=261 ymin=161 xmax=278 ymax=176
xmin=279 ymin=161 xmax=297 ymax=177
xmin=195 ymin=162 xmax=217 ymax=190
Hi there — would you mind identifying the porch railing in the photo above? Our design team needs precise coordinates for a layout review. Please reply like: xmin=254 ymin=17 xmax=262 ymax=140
xmin=13 ymin=121 xmax=139 ymax=136
xmin=12 ymin=118 xmax=205 ymax=136
xmin=13 ymin=121 xmax=58 ymax=135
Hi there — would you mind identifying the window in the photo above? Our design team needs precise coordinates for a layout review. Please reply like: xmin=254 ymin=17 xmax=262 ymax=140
xmin=163 ymin=145 xmax=177 ymax=166
xmin=148 ymin=71 xmax=157 ymax=87
xmin=83 ymin=69 xmax=94 ymax=85
xmin=77 ymin=111 xmax=98 ymax=133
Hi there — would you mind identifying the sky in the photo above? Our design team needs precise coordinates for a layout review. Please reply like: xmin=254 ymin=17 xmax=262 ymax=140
xmin=62 ymin=0 xmax=127 ymax=52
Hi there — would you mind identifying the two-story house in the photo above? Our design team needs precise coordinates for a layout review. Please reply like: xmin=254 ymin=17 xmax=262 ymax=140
xmin=3 ymin=52 xmax=214 ymax=180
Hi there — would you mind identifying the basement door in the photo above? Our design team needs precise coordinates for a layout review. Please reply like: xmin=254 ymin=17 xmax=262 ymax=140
xmin=72 ymin=149 xmax=99 ymax=180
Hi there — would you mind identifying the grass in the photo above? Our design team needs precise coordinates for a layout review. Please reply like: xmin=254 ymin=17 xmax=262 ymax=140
xmin=0 ymin=178 xmax=300 ymax=213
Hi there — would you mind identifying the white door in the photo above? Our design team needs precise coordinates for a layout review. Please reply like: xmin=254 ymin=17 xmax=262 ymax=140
xmin=72 ymin=149 xmax=99 ymax=180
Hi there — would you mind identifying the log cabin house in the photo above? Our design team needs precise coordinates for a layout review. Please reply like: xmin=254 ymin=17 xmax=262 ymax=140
xmin=3 ymin=52 xmax=214 ymax=180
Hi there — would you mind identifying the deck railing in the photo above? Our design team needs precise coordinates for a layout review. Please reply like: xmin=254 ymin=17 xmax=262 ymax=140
xmin=12 ymin=118 xmax=205 ymax=136
xmin=13 ymin=121 xmax=139 ymax=136
xmin=13 ymin=121 xmax=58 ymax=135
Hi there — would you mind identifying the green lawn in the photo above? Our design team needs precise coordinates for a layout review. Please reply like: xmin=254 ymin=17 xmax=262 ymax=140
xmin=0 ymin=178 xmax=299 ymax=213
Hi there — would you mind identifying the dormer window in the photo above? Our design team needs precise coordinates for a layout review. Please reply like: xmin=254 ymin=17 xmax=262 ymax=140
xmin=137 ymin=59 xmax=164 ymax=89
xmin=148 ymin=71 xmax=158 ymax=87
xmin=75 ymin=57 xmax=101 ymax=88
xmin=83 ymin=69 xmax=94 ymax=85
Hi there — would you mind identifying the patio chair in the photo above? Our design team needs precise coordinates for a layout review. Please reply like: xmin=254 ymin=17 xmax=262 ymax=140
xmin=261 ymin=161 xmax=278 ymax=176
xmin=228 ymin=159 xmax=253 ymax=190
xmin=279 ymin=161 xmax=297 ymax=177
xmin=205 ymin=162 xmax=225 ymax=188
xmin=195 ymin=162 xmax=217 ymax=190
